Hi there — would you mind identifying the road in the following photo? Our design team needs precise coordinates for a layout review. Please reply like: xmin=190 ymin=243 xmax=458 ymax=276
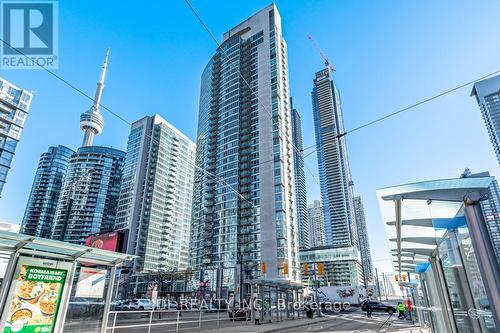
xmin=64 ymin=309 xmax=423 ymax=333
xmin=288 ymin=310 xmax=422 ymax=333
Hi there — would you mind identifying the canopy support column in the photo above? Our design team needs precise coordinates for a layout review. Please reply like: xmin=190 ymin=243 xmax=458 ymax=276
xmin=429 ymin=254 xmax=457 ymax=333
xmin=464 ymin=193 xmax=500 ymax=329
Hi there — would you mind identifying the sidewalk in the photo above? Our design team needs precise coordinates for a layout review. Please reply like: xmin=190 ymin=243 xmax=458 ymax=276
xmin=202 ymin=317 xmax=330 ymax=333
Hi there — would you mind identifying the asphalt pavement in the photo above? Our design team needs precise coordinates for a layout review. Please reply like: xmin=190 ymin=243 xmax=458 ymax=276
xmin=63 ymin=308 xmax=427 ymax=333
xmin=286 ymin=310 xmax=427 ymax=333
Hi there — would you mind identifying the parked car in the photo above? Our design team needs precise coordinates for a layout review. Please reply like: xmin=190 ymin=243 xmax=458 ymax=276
xmin=176 ymin=302 xmax=192 ymax=310
xmin=229 ymin=307 xmax=250 ymax=320
xmin=127 ymin=299 xmax=155 ymax=310
xmin=156 ymin=299 xmax=177 ymax=309
xmin=201 ymin=302 xmax=219 ymax=312
xmin=361 ymin=301 xmax=396 ymax=315
xmin=165 ymin=301 xmax=178 ymax=310
xmin=111 ymin=300 xmax=126 ymax=310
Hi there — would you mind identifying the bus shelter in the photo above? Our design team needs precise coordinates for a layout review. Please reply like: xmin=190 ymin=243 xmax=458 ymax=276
xmin=248 ymin=279 xmax=303 ymax=323
xmin=377 ymin=176 xmax=500 ymax=333
xmin=0 ymin=230 xmax=133 ymax=333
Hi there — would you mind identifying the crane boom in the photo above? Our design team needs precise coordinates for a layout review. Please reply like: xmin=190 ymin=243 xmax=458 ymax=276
xmin=307 ymin=34 xmax=336 ymax=75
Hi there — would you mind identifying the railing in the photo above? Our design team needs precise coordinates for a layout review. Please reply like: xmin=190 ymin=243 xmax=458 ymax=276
xmin=106 ymin=308 xmax=242 ymax=333
xmin=106 ymin=306 xmax=301 ymax=333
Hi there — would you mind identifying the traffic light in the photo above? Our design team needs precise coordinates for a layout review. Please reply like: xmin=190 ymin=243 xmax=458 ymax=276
xmin=402 ymin=274 xmax=407 ymax=282
xmin=283 ymin=262 xmax=289 ymax=275
xmin=261 ymin=262 xmax=267 ymax=274
xmin=317 ymin=262 xmax=324 ymax=276
xmin=394 ymin=275 xmax=399 ymax=282
xmin=303 ymin=263 xmax=309 ymax=275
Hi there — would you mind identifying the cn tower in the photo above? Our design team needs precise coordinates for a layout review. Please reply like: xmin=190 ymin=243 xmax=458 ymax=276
xmin=79 ymin=49 xmax=109 ymax=146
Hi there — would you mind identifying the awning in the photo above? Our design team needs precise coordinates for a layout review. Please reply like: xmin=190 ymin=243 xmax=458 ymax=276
xmin=376 ymin=176 xmax=493 ymax=273
xmin=0 ymin=231 xmax=134 ymax=266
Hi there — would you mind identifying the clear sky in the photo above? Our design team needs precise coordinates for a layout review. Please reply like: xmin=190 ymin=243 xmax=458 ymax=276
xmin=1 ymin=0 xmax=499 ymax=273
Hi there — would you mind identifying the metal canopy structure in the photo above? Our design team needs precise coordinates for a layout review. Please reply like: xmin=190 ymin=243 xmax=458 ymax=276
xmin=376 ymin=176 xmax=494 ymax=273
xmin=0 ymin=230 xmax=135 ymax=333
xmin=0 ymin=230 xmax=133 ymax=265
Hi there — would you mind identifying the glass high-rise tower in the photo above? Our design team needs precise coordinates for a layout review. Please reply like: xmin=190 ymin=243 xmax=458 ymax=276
xmin=0 ymin=77 xmax=32 ymax=197
xmin=471 ymin=75 xmax=500 ymax=165
xmin=290 ymin=98 xmax=309 ymax=249
xmin=311 ymin=68 xmax=362 ymax=286
xmin=308 ymin=200 xmax=325 ymax=248
xmin=115 ymin=115 xmax=196 ymax=272
xmin=21 ymin=145 xmax=74 ymax=238
xmin=461 ymin=169 xmax=500 ymax=264
xmin=311 ymin=68 xmax=358 ymax=248
xmin=51 ymin=146 xmax=125 ymax=244
xmin=190 ymin=4 xmax=300 ymax=284
xmin=353 ymin=196 xmax=374 ymax=284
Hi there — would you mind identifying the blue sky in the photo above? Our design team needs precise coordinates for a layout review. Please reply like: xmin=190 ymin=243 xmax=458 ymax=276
xmin=1 ymin=0 xmax=499 ymax=273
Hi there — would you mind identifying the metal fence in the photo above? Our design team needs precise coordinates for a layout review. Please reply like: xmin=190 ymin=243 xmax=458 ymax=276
xmin=106 ymin=306 xmax=303 ymax=333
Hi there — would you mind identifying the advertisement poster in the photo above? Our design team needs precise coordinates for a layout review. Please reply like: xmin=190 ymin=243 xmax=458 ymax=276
xmin=85 ymin=232 xmax=119 ymax=251
xmin=3 ymin=265 xmax=67 ymax=333
xmin=74 ymin=267 xmax=107 ymax=298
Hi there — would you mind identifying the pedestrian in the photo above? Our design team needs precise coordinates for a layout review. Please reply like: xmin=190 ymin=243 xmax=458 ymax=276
xmin=254 ymin=307 xmax=261 ymax=325
xmin=253 ymin=297 xmax=261 ymax=325
xmin=397 ymin=302 xmax=406 ymax=320
xmin=365 ymin=301 xmax=372 ymax=318
xmin=407 ymin=298 xmax=412 ymax=321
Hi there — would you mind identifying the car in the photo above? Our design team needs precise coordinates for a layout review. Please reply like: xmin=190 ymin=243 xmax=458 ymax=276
xmin=127 ymin=299 xmax=155 ymax=310
xmin=166 ymin=301 xmax=178 ymax=309
xmin=176 ymin=302 xmax=192 ymax=310
xmin=361 ymin=301 xmax=396 ymax=315
xmin=201 ymin=302 xmax=219 ymax=312
xmin=156 ymin=299 xmax=177 ymax=309
xmin=229 ymin=307 xmax=250 ymax=320
xmin=111 ymin=300 xmax=126 ymax=310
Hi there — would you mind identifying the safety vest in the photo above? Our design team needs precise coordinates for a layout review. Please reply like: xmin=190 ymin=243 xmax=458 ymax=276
xmin=397 ymin=304 xmax=405 ymax=311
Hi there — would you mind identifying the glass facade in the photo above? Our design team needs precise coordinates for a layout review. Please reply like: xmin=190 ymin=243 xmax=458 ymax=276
xmin=115 ymin=115 xmax=196 ymax=272
xmin=21 ymin=145 xmax=74 ymax=238
xmin=290 ymin=100 xmax=309 ymax=249
xmin=311 ymin=69 xmax=358 ymax=249
xmin=461 ymin=169 xmax=500 ymax=264
xmin=378 ymin=176 xmax=499 ymax=332
xmin=472 ymin=75 xmax=500 ymax=165
xmin=353 ymin=196 xmax=373 ymax=284
xmin=0 ymin=77 xmax=32 ymax=197
xmin=299 ymin=246 xmax=363 ymax=287
xmin=418 ymin=227 xmax=497 ymax=333
xmin=190 ymin=4 xmax=300 ymax=284
xmin=51 ymin=146 xmax=125 ymax=244
xmin=308 ymin=200 xmax=325 ymax=248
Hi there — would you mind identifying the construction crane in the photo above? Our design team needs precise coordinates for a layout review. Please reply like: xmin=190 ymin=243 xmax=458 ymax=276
xmin=307 ymin=34 xmax=336 ymax=75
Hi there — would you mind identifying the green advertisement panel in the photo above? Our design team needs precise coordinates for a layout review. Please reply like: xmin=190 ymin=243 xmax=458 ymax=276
xmin=3 ymin=265 xmax=67 ymax=333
